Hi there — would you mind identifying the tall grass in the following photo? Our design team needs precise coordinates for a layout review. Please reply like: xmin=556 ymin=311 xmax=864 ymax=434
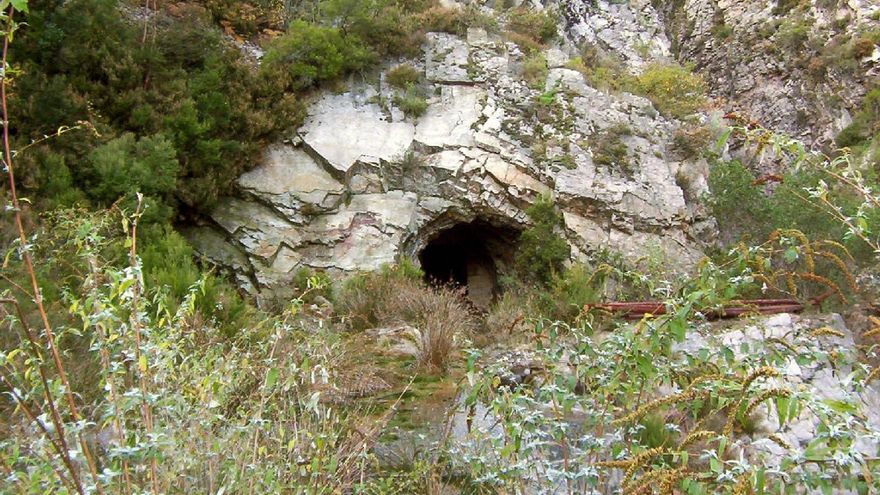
xmin=336 ymin=263 xmax=476 ymax=372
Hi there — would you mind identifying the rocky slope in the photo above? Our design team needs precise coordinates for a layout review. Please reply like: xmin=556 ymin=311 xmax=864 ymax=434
xmin=658 ymin=0 xmax=877 ymax=145
xmin=186 ymin=28 xmax=710 ymax=302
xmin=564 ymin=0 xmax=878 ymax=145
xmin=186 ymin=0 xmax=879 ymax=304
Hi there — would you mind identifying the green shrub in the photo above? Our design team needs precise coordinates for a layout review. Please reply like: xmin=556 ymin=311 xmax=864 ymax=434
xmin=515 ymin=196 xmax=570 ymax=286
xmin=18 ymin=148 xmax=88 ymax=208
xmin=711 ymin=23 xmax=734 ymax=40
xmin=88 ymin=133 xmax=180 ymax=204
xmin=140 ymin=227 xmax=252 ymax=337
xmin=836 ymin=88 xmax=880 ymax=148
xmin=634 ymin=63 xmax=706 ymax=119
xmin=386 ymin=64 xmax=421 ymax=89
xmin=837 ymin=122 xmax=870 ymax=149
xmin=505 ymin=30 xmax=543 ymax=53
xmin=707 ymin=159 xmax=773 ymax=242
xmin=852 ymin=29 xmax=880 ymax=59
xmin=672 ymin=124 xmax=714 ymax=159
xmin=535 ymin=263 xmax=603 ymax=322
xmin=383 ymin=258 xmax=424 ymax=281
xmin=416 ymin=6 xmax=469 ymax=35
xmin=506 ymin=7 xmax=557 ymax=45
xmin=394 ymin=86 xmax=429 ymax=118
xmin=776 ymin=19 xmax=811 ymax=52
xmin=292 ymin=267 xmax=335 ymax=306
xmin=11 ymin=0 xmax=302 ymax=214
xmin=327 ymin=0 xmax=427 ymax=58
xmin=772 ymin=0 xmax=808 ymax=16
xmin=263 ymin=20 xmax=374 ymax=90
xmin=707 ymin=158 xmax=879 ymax=262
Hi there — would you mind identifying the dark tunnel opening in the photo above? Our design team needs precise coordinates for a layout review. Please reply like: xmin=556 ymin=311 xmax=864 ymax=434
xmin=418 ymin=220 xmax=520 ymax=309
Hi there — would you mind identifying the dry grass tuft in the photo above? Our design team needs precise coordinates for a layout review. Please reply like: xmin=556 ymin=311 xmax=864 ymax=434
xmin=336 ymin=264 xmax=476 ymax=372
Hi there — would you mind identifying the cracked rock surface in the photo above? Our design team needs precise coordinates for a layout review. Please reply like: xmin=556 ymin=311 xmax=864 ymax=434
xmin=560 ymin=0 xmax=879 ymax=146
xmin=187 ymin=18 xmax=714 ymax=303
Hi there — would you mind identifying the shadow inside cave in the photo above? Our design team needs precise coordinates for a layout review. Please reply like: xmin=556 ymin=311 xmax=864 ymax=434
xmin=418 ymin=220 xmax=520 ymax=309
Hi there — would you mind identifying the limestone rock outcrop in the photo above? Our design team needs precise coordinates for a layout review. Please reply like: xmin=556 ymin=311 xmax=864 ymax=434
xmin=561 ymin=0 xmax=879 ymax=146
xmin=188 ymin=7 xmax=719 ymax=302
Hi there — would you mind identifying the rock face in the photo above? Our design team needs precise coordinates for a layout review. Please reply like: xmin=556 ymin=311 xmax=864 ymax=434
xmin=561 ymin=0 xmax=880 ymax=146
xmin=189 ymin=6 xmax=716 ymax=303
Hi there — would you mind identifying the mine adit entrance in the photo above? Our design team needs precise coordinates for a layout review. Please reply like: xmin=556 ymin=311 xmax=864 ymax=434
xmin=417 ymin=220 xmax=520 ymax=309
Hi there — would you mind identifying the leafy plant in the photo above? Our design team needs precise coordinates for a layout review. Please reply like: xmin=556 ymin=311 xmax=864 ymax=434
xmin=514 ymin=196 xmax=570 ymax=287
xmin=262 ymin=20 xmax=374 ymax=90
xmin=393 ymin=85 xmax=429 ymax=118
xmin=634 ymin=63 xmax=706 ymax=119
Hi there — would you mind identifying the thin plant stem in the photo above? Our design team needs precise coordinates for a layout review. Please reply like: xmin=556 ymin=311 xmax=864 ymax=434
xmin=0 ymin=7 xmax=103 ymax=493
xmin=85 ymin=251 xmax=133 ymax=495
xmin=0 ymin=298 xmax=84 ymax=494
xmin=0 ymin=368 xmax=79 ymax=494
xmin=126 ymin=197 xmax=159 ymax=494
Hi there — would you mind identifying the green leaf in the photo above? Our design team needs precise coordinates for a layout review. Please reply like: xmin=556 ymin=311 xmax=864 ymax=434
xmin=10 ymin=0 xmax=28 ymax=13
xmin=715 ymin=128 xmax=732 ymax=152
xmin=776 ymin=396 xmax=790 ymax=425
xmin=822 ymin=398 xmax=857 ymax=414
xmin=265 ymin=368 xmax=279 ymax=389
xmin=669 ymin=316 xmax=687 ymax=342
xmin=755 ymin=469 xmax=765 ymax=494
xmin=784 ymin=247 xmax=799 ymax=264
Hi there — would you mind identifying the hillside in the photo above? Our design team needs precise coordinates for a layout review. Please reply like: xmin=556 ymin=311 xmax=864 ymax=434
xmin=1 ymin=0 xmax=879 ymax=493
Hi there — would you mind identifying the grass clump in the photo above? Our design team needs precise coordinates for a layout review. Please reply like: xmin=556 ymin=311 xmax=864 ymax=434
xmin=416 ymin=4 xmax=496 ymax=36
xmin=522 ymin=52 xmax=549 ymax=89
xmin=394 ymin=85 xmax=429 ymax=118
xmin=386 ymin=64 xmax=421 ymax=89
xmin=336 ymin=261 xmax=474 ymax=372
xmin=672 ymin=124 xmax=714 ymax=160
xmin=506 ymin=6 xmax=557 ymax=45
xmin=591 ymin=124 xmax=634 ymax=175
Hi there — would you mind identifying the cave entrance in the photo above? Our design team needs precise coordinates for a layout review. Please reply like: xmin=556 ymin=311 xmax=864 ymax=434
xmin=418 ymin=220 xmax=519 ymax=309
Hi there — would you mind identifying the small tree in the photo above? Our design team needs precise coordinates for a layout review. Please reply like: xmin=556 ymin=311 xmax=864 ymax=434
xmin=262 ymin=20 xmax=374 ymax=90
xmin=515 ymin=195 xmax=570 ymax=286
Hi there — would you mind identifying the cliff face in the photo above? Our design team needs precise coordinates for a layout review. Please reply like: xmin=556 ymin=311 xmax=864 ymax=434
xmin=562 ymin=0 xmax=878 ymax=146
xmin=187 ymin=0 xmax=879 ymax=304
xmin=659 ymin=0 xmax=878 ymax=145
